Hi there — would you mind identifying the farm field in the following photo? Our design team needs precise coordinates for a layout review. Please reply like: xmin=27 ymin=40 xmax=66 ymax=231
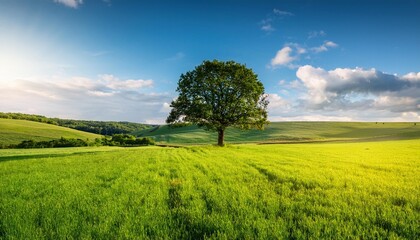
xmin=136 ymin=122 xmax=420 ymax=145
xmin=0 ymin=119 xmax=102 ymax=146
xmin=1 ymin=140 xmax=419 ymax=239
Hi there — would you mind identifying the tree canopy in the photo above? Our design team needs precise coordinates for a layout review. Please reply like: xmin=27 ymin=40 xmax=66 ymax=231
xmin=166 ymin=60 xmax=269 ymax=146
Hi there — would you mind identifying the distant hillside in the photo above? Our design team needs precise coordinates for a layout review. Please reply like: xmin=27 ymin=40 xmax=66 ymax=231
xmin=135 ymin=122 xmax=420 ymax=145
xmin=0 ymin=119 xmax=102 ymax=147
xmin=0 ymin=112 xmax=154 ymax=135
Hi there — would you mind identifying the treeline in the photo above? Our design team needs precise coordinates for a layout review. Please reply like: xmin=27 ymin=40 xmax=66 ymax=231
xmin=14 ymin=138 xmax=89 ymax=149
xmin=0 ymin=112 xmax=57 ymax=124
xmin=101 ymin=134 xmax=155 ymax=146
xmin=54 ymin=119 xmax=153 ymax=135
xmin=0 ymin=112 xmax=155 ymax=135
xmin=6 ymin=135 xmax=155 ymax=149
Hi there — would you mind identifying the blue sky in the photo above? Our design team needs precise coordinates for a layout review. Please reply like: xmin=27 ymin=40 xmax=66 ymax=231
xmin=1 ymin=0 xmax=419 ymax=123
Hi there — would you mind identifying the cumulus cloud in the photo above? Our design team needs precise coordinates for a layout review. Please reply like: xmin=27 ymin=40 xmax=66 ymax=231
xmin=265 ymin=66 xmax=420 ymax=122
xmin=271 ymin=47 xmax=295 ymax=66
xmin=0 ymin=75 xmax=171 ymax=123
xmin=54 ymin=0 xmax=83 ymax=8
xmin=268 ymin=94 xmax=290 ymax=108
xmin=270 ymin=43 xmax=307 ymax=68
xmin=402 ymin=72 xmax=420 ymax=82
xmin=295 ymin=65 xmax=420 ymax=115
xmin=297 ymin=65 xmax=415 ymax=96
xmin=373 ymin=96 xmax=417 ymax=112
xmin=311 ymin=41 xmax=338 ymax=53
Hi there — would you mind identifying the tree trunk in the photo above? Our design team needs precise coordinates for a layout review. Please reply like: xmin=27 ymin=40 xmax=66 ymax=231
xmin=217 ymin=129 xmax=225 ymax=146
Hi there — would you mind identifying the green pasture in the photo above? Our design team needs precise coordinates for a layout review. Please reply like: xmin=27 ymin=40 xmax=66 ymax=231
xmin=0 ymin=119 xmax=102 ymax=146
xmin=136 ymin=122 xmax=420 ymax=145
xmin=2 ymin=118 xmax=419 ymax=147
xmin=1 ymin=140 xmax=419 ymax=239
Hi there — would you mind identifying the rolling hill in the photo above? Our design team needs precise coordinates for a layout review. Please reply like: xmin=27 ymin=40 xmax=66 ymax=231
xmin=0 ymin=112 xmax=154 ymax=135
xmin=135 ymin=122 xmax=420 ymax=145
xmin=0 ymin=118 xmax=102 ymax=146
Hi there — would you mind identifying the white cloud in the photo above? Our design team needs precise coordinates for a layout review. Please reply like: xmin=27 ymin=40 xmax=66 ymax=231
xmin=270 ymin=43 xmax=308 ymax=68
xmin=273 ymin=9 xmax=294 ymax=16
xmin=296 ymin=65 xmax=330 ymax=104
xmin=25 ymin=89 xmax=61 ymax=100
xmin=312 ymin=45 xmax=328 ymax=53
xmin=111 ymin=79 xmax=153 ymax=89
xmin=278 ymin=80 xmax=286 ymax=85
xmin=269 ymin=40 xmax=338 ymax=69
xmin=312 ymin=41 xmax=339 ymax=53
xmin=159 ymin=102 xmax=171 ymax=113
xmin=268 ymin=94 xmax=289 ymax=108
xmin=267 ymin=94 xmax=291 ymax=116
xmin=269 ymin=66 xmax=420 ymax=122
xmin=260 ymin=9 xmax=293 ymax=32
xmin=100 ymin=74 xmax=153 ymax=90
xmin=261 ymin=24 xmax=275 ymax=32
xmin=402 ymin=72 xmax=420 ymax=82
xmin=271 ymin=46 xmax=295 ymax=66
xmin=289 ymin=80 xmax=303 ymax=89
xmin=54 ymin=0 xmax=83 ymax=8
xmin=295 ymin=65 xmax=420 ymax=115
xmin=99 ymin=74 xmax=115 ymax=82
xmin=397 ymin=112 xmax=420 ymax=121
xmin=297 ymin=65 xmax=413 ymax=96
xmin=0 ymin=75 xmax=171 ymax=123
xmin=325 ymin=41 xmax=338 ymax=48
xmin=87 ymin=90 xmax=115 ymax=97
xmin=374 ymin=96 xmax=416 ymax=107
xmin=296 ymin=47 xmax=307 ymax=54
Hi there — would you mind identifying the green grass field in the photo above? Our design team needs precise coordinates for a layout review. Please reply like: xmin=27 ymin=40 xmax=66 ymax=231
xmin=136 ymin=122 xmax=420 ymax=145
xmin=1 ymin=140 xmax=419 ymax=239
xmin=0 ymin=119 xmax=102 ymax=146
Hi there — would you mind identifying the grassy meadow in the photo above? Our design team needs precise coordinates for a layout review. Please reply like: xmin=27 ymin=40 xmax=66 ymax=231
xmin=0 ymin=119 xmax=101 ymax=146
xmin=1 ymin=140 xmax=419 ymax=239
xmin=136 ymin=122 xmax=420 ymax=145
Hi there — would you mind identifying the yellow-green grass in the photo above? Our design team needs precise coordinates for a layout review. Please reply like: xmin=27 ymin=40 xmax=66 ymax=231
xmin=136 ymin=121 xmax=420 ymax=145
xmin=0 ymin=140 xmax=419 ymax=239
xmin=0 ymin=119 xmax=102 ymax=146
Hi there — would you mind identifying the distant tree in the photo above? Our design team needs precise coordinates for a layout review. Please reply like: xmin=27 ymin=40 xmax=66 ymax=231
xmin=111 ymin=134 xmax=136 ymax=145
xmin=166 ymin=60 xmax=269 ymax=146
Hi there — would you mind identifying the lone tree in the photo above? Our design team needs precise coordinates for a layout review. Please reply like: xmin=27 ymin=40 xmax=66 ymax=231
xmin=166 ymin=60 xmax=269 ymax=146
